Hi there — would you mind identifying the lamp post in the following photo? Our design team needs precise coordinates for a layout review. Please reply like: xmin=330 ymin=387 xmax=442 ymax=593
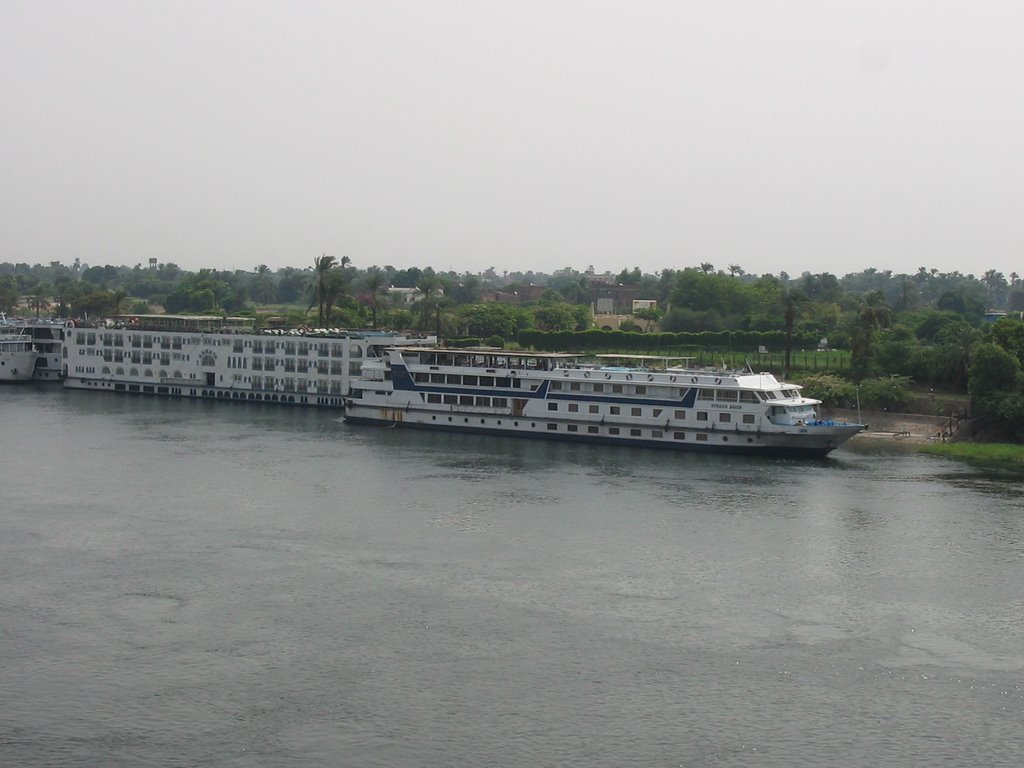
xmin=855 ymin=384 xmax=862 ymax=425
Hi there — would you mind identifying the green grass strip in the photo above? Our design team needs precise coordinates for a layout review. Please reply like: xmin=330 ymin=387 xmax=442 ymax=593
xmin=919 ymin=442 xmax=1024 ymax=465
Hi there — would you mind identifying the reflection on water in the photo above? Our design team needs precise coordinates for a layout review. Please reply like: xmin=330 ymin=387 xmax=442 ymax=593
xmin=1 ymin=386 xmax=1023 ymax=767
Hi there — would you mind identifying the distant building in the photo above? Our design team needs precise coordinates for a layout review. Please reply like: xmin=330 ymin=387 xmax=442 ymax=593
xmin=387 ymin=287 xmax=424 ymax=305
xmin=632 ymin=299 xmax=657 ymax=312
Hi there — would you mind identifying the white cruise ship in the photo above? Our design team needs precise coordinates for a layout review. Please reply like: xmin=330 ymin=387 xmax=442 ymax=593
xmin=345 ymin=347 xmax=866 ymax=457
xmin=62 ymin=315 xmax=433 ymax=407
xmin=0 ymin=314 xmax=39 ymax=383
xmin=24 ymin=319 xmax=68 ymax=381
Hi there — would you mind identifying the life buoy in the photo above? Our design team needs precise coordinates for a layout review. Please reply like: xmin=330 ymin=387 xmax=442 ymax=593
xmin=563 ymin=370 xmax=569 ymax=377
xmin=690 ymin=377 xmax=698 ymax=384
xmin=669 ymin=375 xmax=676 ymax=382
xmin=584 ymin=371 xmax=590 ymax=378
xmin=605 ymin=373 xmax=611 ymax=379
xmin=509 ymin=370 xmax=516 ymax=377
xmin=647 ymin=374 xmax=654 ymax=381
xmin=715 ymin=378 xmax=722 ymax=385
xmin=626 ymin=373 xmax=633 ymax=380
xmin=65 ymin=320 xmax=75 ymax=328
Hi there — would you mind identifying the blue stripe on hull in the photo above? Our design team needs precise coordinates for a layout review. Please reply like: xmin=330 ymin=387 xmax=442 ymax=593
xmin=343 ymin=414 xmax=839 ymax=458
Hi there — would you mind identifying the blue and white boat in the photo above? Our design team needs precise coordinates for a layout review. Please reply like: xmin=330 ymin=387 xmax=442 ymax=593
xmin=345 ymin=347 xmax=865 ymax=457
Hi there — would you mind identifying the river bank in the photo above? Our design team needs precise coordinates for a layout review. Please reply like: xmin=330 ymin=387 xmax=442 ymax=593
xmin=822 ymin=407 xmax=958 ymax=445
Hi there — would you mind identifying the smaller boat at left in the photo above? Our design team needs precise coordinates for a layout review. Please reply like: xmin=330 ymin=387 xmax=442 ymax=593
xmin=0 ymin=314 xmax=40 ymax=383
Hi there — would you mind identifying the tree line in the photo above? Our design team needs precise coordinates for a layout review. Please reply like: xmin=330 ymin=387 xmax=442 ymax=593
xmin=2 ymin=257 xmax=1023 ymax=439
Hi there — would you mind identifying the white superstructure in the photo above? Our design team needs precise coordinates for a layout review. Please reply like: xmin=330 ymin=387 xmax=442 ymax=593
xmin=345 ymin=347 xmax=865 ymax=457
xmin=0 ymin=314 xmax=40 ymax=383
xmin=62 ymin=318 xmax=433 ymax=407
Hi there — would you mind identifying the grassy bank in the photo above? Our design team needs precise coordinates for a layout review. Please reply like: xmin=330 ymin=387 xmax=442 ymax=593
xmin=919 ymin=442 xmax=1024 ymax=466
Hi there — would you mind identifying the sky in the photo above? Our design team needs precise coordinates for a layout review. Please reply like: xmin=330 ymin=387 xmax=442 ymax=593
xmin=2 ymin=1 xmax=1023 ymax=279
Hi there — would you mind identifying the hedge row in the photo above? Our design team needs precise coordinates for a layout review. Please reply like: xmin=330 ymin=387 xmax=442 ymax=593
xmin=517 ymin=328 xmax=820 ymax=352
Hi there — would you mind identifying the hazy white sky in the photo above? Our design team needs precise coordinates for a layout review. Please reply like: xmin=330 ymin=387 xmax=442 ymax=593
xmin=3 ymin=1 xmax=1022 ymax=278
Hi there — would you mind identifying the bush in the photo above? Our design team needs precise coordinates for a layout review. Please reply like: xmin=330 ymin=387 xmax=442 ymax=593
xmin=792 ymin=374 xmax=855 ymax=407
xmin=858 ymin=376 xmax=915 ymax=410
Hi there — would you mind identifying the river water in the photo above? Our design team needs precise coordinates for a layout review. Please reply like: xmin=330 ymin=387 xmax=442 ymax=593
xmin=1 ymin=386 xmax=1022 ymax=767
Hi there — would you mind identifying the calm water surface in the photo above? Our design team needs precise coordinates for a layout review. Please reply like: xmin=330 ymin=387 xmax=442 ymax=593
xmin=1 ymin=386 xmax=1022 ymax=767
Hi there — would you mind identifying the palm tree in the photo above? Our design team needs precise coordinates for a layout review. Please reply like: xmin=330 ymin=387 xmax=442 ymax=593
xmin=321 ymin=270 xmax=350 ymax=326
xmin=360 ymin=268 xmax=388 ymax=328
xmin=311 ymin=254 xmax=337 ymax=325
xmin=850 ymin=293 xmax=892 ymax=377
xmin=699 ymin=262 xmax=715 ymax=275
xmin=416 ymin=275 xmax=445 ymax=335
xmin=858 ymin=292 xmax=892 ymax=332
xmin=727 ymin=264 xmax=744 ymax=278
xmin=252 ymin=264 xmax=276 ymax=304
xmin=780 ymin=288 xmax=808 ymax=377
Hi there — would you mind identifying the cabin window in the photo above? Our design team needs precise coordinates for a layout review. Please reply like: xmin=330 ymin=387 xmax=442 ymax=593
xmin=570 ymin=382 xmax=581 ymax=391
xmin=718 ymin=390 xmax=738 ymax=402
xmin=630 ymin=429 xmax=641 ymax=437
xmin=427 ymin=394 xmax=441 ymax=404
xmin=459 ymin=395 xmax=474 ymax=405
xmin=592 ymin=383 xmax=604 ymax=393
xmin=635 ymin=386 xmax=646 ymax=395
xmin=548 ymin=402 xmax=558 ymax=411
xmin=740 ymin=391 xmax=759 ymax=403
xmin=475 ymin=397 xmax=489 ymax=406
xmin=480 ymin=376 xmax=494 ymax=387
xmin=446 ymin=374 xmax=461 ymax=385
xmin=696 ymin=433 xmax=708 ymax=441
xmin=743 ymin=414 xmax=755 ymax=424
xmin=588 ymin=426 xmax=599 ymax=434
xmin=653 ymin=408 xmax=663 ymax=417
xmin=697 ymin=412 xmax=708 ymax=422
xmin=673 ymin=432 xmax=685 ymax=440
xmin=719 ymin=413 xmax=731 ymax=423
xmin=493 ymin=398 xmax=508 ymax=408
xmin=463 ymin=375 xmax=479 ymax=386
xmin=567 ymin=425 xmax=578 ymax=432
xmin=608 ymin=427 xmax=620 ymax=435
xmin=547 ymin=423 xmax=557 ymax=431
xmin=443 ymin=395 xmax=457 ymax=405
xmin=631 ymin=407 xmax=642 ymax=417
xmin=430 ymin=374 xmax=444 ymax=384
xmin=589 ymin=405 xmax=600 ymax=414
xmin=568 ymin=404 xmax=579 ymax=413
xmin=698 ymin=389 xmax=715 ymax=401
xmin=552 ymin=381 xmax=562 ymax=391
xmin=652 ymin=430 xmax=663 ymax=438
xmin=612 ymin=384 xmax=623 ymax=393
xmin=610 ymin=406 xmax=620 ymax=415
xmin=674 ymin=410 xmax=686 ymax=420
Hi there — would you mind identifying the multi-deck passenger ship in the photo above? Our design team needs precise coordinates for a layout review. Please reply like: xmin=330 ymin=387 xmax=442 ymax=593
xmin=61 ymin=315 xmax=432 ymax=407
xmin=345 ymin=347 xmax=865 ymax=456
